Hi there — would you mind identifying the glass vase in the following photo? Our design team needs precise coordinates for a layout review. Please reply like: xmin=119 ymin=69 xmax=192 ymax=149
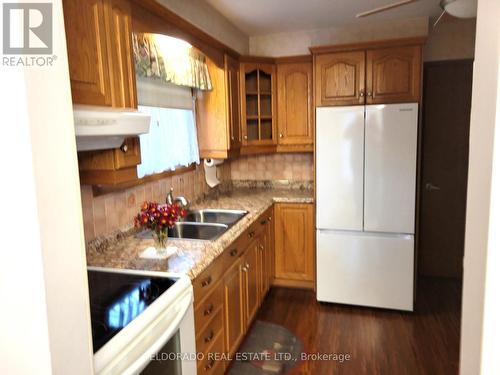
xmin=152 ymin=229 xmax=168 ymax=255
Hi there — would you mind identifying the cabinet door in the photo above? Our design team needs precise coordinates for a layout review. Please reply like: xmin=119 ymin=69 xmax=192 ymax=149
xmin=105 ymin=0 xmax=137 ymax=108
xmin=243 ymin=241 xmax=260 ymax=326
xmin=226 ymin=55 xmax=242 ymax=150
xmin=223 ymin=259 xmax=245 ymax=356
xmin=315 ymin=51 xmax=365 ymax=107
xmin=366 ymin=45 xmax=422 ymax=104
xmin=196 ymin=58 xmax=230 ymax=158
xmin=275 ymin=203 xmax=314 ymax=282
xmin=277 ymin=62 xmax=313 ymax=145
xmin=63 ymin=0 xmax=112 ymax=106
xmin=257 ymin=231 xmax=268 ymax=297
xmin=240 ymin=63 xmax=277 ymax=146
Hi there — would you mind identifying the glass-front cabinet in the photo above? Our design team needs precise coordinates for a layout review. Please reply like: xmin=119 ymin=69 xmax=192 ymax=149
xmin=240 ymin=63 xmax=277 ymax=148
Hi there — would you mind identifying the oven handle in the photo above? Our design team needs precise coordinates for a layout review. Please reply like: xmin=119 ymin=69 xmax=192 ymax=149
xmin=122 ymin=290 xmax=193 ymax=375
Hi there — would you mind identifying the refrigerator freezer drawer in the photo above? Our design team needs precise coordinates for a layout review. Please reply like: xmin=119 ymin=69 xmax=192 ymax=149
xmin=364 ymin=103 xmax=418 ymax=234
xmin=316 ymin=106 xmax=365 ymax=231
xmin=316 ymin=230 xmax=414 ymax=311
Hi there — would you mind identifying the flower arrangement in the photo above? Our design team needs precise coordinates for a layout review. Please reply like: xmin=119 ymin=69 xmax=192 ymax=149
xmin=134 ymin=201 xmax=186 ymax=251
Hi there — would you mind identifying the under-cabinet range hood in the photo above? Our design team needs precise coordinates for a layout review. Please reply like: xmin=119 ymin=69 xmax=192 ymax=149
xmin=73 ymin=105 xmax=151 ymax=151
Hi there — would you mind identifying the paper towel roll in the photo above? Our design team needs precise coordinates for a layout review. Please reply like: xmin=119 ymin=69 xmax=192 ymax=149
xmin=204 ymin=158 xmax=223 ymax=187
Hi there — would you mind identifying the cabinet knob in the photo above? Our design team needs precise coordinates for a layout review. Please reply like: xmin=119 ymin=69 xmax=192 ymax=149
xmin=279 ymin=133 xmax=283 ymax=138
xmin=120 ymin=143 xmax=128 ymax=153
xmin=367 ymin=92 xmax=373 ymax=97
xmin=259 ymin=244 xmax=264 ymax=250
xmin=244 ymin=135 xmax=248 ymax=140
xmin=359 ymin=91 xmax=365 ymax=97
xmin=231 ymin=136 xmax=235 ymax=141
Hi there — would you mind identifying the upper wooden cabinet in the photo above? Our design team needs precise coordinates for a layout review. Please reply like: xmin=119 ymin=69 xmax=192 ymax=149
xmin=196 ymin=54 xmax=241 ymax=159
xmin=63 ymin=0 xmax=137 ymax=108
xmin=240 ymin=62 xmax=277 ymax=150
xmin=366 ymin=45 xmax=421 ymax=104
xmin=315 ymin=51 xmax=366 ymax=107
xmin=313 ymin=38 xmax=424 ymax=106
xmin=277 ymin=61 xmax=314 ymax=149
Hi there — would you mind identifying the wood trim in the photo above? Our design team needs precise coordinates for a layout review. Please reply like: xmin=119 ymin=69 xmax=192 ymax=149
xmin=239 ymin=55 xmax=276 ymax=64
xmin=130 ymin=0 xmax=240 ymax=60
xmin=271 ymin=279 xmax=315 ymax=290
xmin=276 ymin=144 xmax=314 ymax=153
xmin=309 ymin=37 xmax=427 ymax=55
xmin=90 ymin=164 xmax=196 ymax=196
xmin=240 ymin=145 xmax=277 ymax=155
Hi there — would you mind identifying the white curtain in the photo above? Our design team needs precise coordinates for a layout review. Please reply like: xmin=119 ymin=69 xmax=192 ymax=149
xmin=137 ymin=105 xmax=200 ymax=178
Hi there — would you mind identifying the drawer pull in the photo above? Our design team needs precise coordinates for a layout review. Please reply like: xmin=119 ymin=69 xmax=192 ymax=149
xmin=203 ymin=304 xmax=214 ymax=316
xmin=268 ymin=216 xmax=272 ymax=222
xmin=259 ymin=244 xmax=264 ymax=250
xmin=260 ymin=220 xmax=267 ymax=225
xmin=204 ymin=330 xmax=214 ymax=343
xmin=230 ymin=249 xmax=238 ymax=257
xmin=204 ymin=360 xmax=215 ymax=371
xmin=248 ymin=231 xmax=255 ymax=238
xmin=201 ymin=276 xmax=212 ymax=288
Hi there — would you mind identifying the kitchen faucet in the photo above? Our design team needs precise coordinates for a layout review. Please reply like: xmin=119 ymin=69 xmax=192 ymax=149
xmin=166 ymin=187 xmax=189 ymax=209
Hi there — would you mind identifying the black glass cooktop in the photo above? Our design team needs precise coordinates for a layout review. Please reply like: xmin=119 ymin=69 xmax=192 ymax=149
xmin=87 ymin=270 xmax=177 ymax=353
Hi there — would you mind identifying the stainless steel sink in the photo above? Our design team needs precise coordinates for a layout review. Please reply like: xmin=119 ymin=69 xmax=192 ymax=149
xmin=182 ymin=209 xmax=248 ymax=227
xmin=136 ymin=222 xmax=229 ymax=241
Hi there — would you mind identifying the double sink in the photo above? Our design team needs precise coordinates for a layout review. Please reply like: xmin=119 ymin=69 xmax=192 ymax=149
xmin=137 ymin=209 xmax=248 ymax=241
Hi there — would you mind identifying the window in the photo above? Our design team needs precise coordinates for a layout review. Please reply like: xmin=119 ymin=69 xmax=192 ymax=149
xmin=136 ymin=78 xmax=199 ymax=179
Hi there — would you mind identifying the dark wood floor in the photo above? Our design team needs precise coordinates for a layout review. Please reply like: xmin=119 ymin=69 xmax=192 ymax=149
xmin=256 ymin=278 xmax=462 ymax=375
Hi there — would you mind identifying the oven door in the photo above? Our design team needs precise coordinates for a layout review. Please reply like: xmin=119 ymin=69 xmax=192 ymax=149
xmin=141 ymin=303 xmax=196 ymax=374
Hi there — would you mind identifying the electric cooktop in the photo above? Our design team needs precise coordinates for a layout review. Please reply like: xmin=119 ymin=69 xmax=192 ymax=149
xmin=87 ymin=269 xmax=177 ymax=352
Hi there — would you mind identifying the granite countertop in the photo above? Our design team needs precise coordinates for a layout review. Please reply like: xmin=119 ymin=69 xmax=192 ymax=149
xmin=86 ymin=187 xmax=314 ymax=280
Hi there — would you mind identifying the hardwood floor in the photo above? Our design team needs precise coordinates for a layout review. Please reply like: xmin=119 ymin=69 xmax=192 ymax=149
xmin=256 ymin=278 xmax=462 ymax=375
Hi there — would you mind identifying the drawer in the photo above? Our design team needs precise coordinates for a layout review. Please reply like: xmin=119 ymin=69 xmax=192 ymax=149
xmin=193 ymin=257 xmax=224 ymax=301
xmin=196 ymin=308 xmax=223 ymax=355
xmin=197 ymin=331 xmax=225 ymax=375
xmin=194 ymin=283 xmax=223 ymax=333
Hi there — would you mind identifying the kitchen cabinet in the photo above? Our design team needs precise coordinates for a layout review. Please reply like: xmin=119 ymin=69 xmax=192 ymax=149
xmin=313 ymin=38 xmax=424 ymax=107
xmin=240 ymin=62 xmax=277 ymax=152
xmin=223 ymin=257 xmax=245 ymax=357
xmin=196 ymin=54 xmax=241 ymax=159
xmin=314 ymin=51 xmax=366 ymax=107
xmin=277 ymin=60 xmax=314 ymax=151
xmin=63 ymin=0 xmax=137 ymax=108
xmin=242 ymin=240 xmax=260 ymax=326
xmin=366 ymin=46 xmax=421 ymax=104
xmin=78 ymin=137 xmax=141 ymax=185
xmin=274 ymin=203 xmax=314 ymax=288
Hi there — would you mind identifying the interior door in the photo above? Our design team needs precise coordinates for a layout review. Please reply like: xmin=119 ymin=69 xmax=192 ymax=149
xmin=364 ymin=103 xmax=418 ymax=234
xmin=316 ymin=106 xmax=365 ymax=230
xmin=418 ymin=60 xmax=473 ymax=279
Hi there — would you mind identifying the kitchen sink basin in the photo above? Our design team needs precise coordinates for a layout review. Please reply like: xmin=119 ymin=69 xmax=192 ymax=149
xmin=182 ymin=209 xmax=248 ymax=226
xmin=136 ymin=222 xmax=229 ymax=241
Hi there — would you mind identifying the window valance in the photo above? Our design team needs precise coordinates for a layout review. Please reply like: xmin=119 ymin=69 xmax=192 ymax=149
xmin=132 ymin=33 xmax=213 ymax=91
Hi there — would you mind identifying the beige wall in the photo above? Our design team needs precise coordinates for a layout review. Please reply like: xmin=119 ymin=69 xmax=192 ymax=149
xmin=156 ymin=0 xmax=249 ymax=54
xmin=424 ymin=18 xmax=476 ymax=61
xmin=81 ymin=163 xmax=231 ymax=241
xmin=249 ymin=17 xmax=429 ymax=56
xmin=460 ymin=0 xmax=500 ymax=373
xmin=230 ymin=153 xmax=314 ymax=181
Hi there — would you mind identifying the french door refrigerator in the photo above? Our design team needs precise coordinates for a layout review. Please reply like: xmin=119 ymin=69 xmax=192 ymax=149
xmin=316 ymin=103 xmax=418 ymax=311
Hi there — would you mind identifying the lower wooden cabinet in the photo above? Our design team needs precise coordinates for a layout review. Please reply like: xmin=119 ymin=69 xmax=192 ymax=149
xmin=274 ymin=203 xmax=315 ymax=288
xmin=223 ymin=257 xmax=245 ymax=357
xmin=192 ymin=205 xmax=310 ymax=374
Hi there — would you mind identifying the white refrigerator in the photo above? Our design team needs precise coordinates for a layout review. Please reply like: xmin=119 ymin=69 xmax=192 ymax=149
xmin=316 ymin=103 xmax=418 ymax=311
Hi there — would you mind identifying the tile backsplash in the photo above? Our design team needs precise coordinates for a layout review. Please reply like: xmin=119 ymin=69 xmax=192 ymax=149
xmin=230 ymin=153 xmax=314 ymax=181
xmin=80 ymin=153 xmax=313 ymax=242
xmin=80 ymin=163 xmax=230 ymax=242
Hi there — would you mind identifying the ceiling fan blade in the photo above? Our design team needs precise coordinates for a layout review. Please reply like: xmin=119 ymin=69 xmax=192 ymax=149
xmin=356 ymin=0 xmax=419 ymax=18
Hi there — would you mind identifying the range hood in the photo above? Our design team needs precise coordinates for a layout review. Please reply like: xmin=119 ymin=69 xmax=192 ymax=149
xmin=74 ymin=105 xmax=151 ymax=151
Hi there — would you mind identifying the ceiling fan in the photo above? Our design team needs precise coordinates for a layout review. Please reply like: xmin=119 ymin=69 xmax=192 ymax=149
xmin=356 ymin=0 xmax=477 ymax=27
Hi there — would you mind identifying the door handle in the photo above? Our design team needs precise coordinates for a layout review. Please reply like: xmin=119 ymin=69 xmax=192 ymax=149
xmin=425 ymin=182 xmax=441 ymax=191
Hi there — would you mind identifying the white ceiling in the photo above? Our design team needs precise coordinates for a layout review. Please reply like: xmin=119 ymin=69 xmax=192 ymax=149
xmin=204 ymin=0 xmax=444 ymax=36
